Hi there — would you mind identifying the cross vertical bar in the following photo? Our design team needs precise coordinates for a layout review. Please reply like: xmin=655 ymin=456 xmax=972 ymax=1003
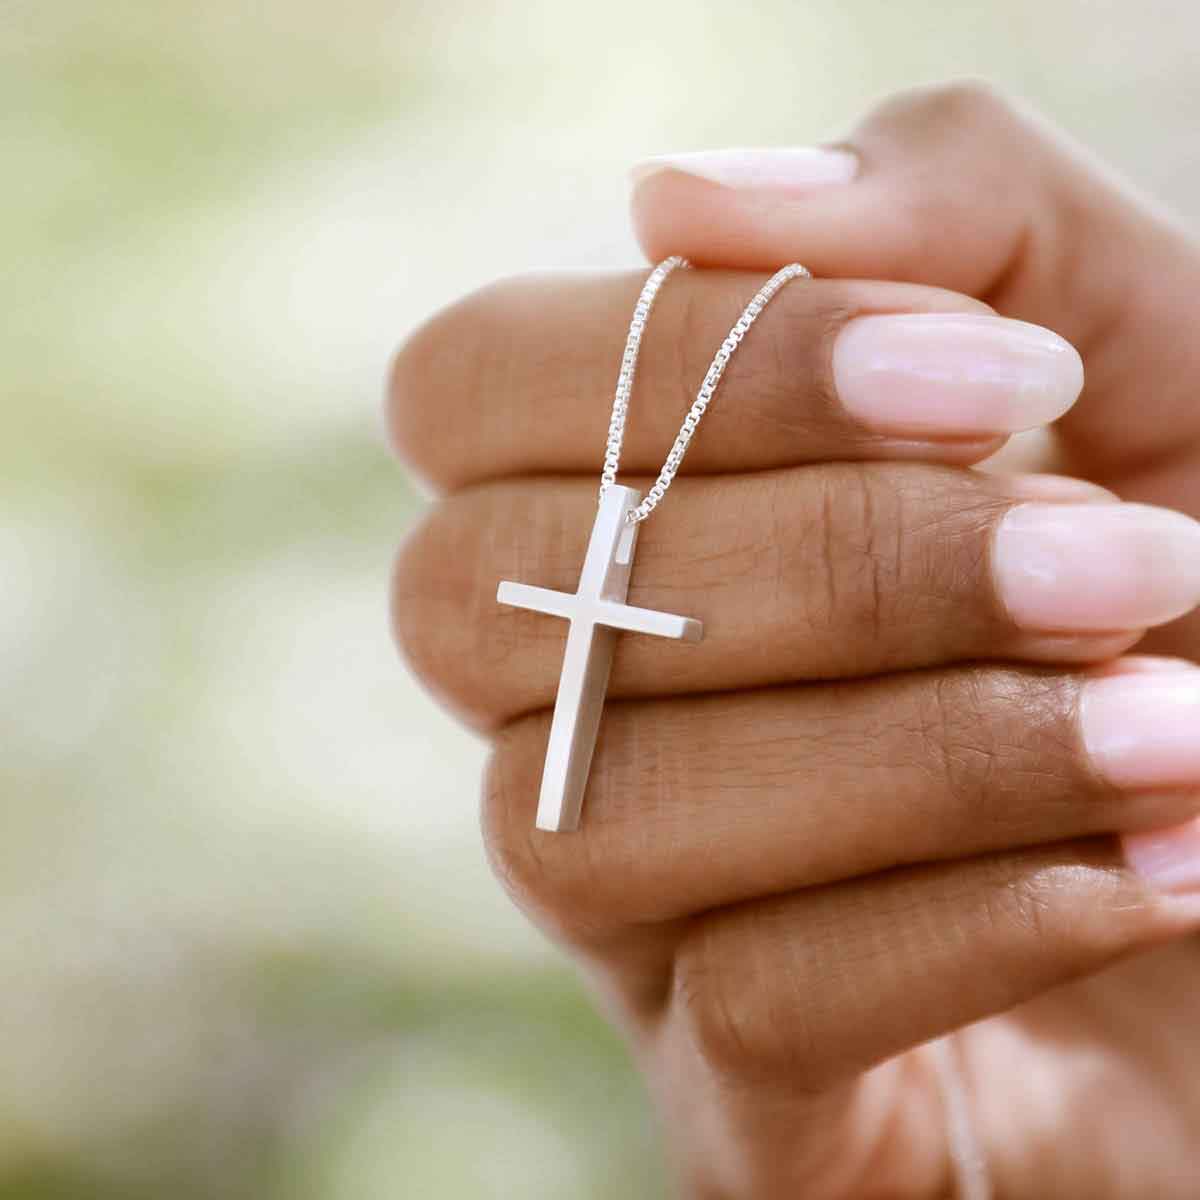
xmin=496 ymin=484 xmax=702 ymax=832
xmin=533 ymin=485 xmax=641 ymax=831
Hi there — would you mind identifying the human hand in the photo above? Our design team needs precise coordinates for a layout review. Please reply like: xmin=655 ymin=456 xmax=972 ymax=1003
xmin=631 ymin=79 xmax=1200 ymax=664
xmin=389 ymin=255 xmax=1200 ymax=1195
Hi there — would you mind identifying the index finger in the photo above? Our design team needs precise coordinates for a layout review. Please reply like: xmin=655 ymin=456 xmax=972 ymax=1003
xmin=387 ymin=268 xmax=1082 ymax=492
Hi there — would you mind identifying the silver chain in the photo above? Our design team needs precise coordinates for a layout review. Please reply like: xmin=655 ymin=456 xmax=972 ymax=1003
xmin=598 ymin=256 xmax=688 ymax=506
xmin=599 ymin=257 xmax=812 ymax=524
xmin=931 ymin=1037 xmax=992 ymax=1200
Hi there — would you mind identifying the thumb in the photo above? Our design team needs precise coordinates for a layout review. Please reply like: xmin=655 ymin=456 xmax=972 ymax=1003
xmin=631 ymin=80 xmax=1200 ymax=484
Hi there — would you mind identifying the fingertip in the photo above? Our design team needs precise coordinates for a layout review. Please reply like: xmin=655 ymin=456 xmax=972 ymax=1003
xmin=629 ymin=168 xmax=709 ymax=263
xmin=1004 ymin=474 xmax=1117 ymax=502
xmin=630 ymin=146 xmax=859 ymax=193
xmin=628 ymin=168 xmax=669 ymax=262
xmin=832 ymin=313 xmax=1087 ymax=440
xmin=1122 ymin=816 xmax=1200 ymax=899
xmin=1088 ymin=654 xmax=1200 ymax=677
xmin=863 ymin=434 xmax=1010 ymax=467
xmin=628 ymin=165 xmax=831 ymax=270
xmin=994 ymin=501 xmax=1200 ymax=635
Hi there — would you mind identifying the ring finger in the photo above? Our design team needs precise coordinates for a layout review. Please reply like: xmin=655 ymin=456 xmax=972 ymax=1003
xmin=484 ymin=660 xmax=1200 ymax=942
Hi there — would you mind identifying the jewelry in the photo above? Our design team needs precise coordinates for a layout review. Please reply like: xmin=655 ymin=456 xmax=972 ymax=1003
xmin=497 ymin=258 xmax=811 ymax=831
xmin=930 ymin=1036 xmax=992 ymax=1200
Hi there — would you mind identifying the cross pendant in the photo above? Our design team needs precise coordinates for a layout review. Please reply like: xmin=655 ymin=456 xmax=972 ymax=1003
xmin=497 ymin=485 xmax=702 ymax=832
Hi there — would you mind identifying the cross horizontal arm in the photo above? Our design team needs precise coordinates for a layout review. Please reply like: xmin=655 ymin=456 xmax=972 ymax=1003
xmin=496 ymin=486 xmax=704 ymax=833
xmin=598 ymin=600 xmax=702 ymax=642
xmin=496 ymin=581 xmax=576 ymax=621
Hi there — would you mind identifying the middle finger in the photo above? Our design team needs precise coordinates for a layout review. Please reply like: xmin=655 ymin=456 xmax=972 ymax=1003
xmin=392 ymin=463 xmax=1200 ymax=727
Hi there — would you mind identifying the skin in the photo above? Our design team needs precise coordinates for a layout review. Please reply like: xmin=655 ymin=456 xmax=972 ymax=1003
xmin=389 ymin=84 xmax=1200 ymax=1197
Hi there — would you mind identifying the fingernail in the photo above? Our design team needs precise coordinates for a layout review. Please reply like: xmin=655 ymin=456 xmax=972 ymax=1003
xmin=1123 ymin=817 xmax=1200 ymax=894
xmin=994 ymin=503 xmax=1200 ymax=632
xmin=630 ymin=146 xmax=858 ymax=192
xmin=1006 ymin=474 xmax=1116 ymax=503
xmin=1082 ymin=671 xmax=1200 ymax=791
xmin=833 ymin=313 xmax=1083 ymax=437
xmin=1092 ymin=655 xmax=1199 ymax=677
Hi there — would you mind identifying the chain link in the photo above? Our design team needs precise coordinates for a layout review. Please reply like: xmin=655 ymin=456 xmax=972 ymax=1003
xmin=600 ymin=259 xmax=812 ymax=524
xmin=598 ymin=256 xmax=688 ymax=504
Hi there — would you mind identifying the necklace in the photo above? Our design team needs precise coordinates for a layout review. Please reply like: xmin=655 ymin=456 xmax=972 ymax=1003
xmin=497 ymin=258 xmax=811 ymax=831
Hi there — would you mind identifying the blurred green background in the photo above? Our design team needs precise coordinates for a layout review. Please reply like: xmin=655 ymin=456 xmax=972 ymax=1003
xmin=3 ymin=2 xmax=1199 ymax=1196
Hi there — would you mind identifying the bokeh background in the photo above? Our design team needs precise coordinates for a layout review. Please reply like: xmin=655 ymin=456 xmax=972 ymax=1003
xmin=5 ymin=2 xmax=1200 ymax=1196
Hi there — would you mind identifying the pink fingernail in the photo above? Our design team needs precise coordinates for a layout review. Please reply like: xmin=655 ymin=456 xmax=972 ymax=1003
xmin=994 ymin=503 xmax=1200 ymax=632
xmin=630 ymin=146 xmax=858 ymax=192
xmin=833 ymin=313 xmax=1083 ymax=437
xmin=1092 ymin=655 xmax=1199 ymax=677
xmin=1081 ymin=671 xmax=1200 ymax=791
xmin=1124 ymin=818 xmax=1200 ymax=894
xmin=1006 ymin=474 xmax=1115 ymax=503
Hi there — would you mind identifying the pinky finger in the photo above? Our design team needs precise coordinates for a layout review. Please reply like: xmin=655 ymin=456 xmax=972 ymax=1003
xmin=666 ymin=833 xmax=1200 ymax=1093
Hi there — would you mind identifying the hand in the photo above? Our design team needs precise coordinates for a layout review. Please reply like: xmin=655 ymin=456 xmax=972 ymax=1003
xmin=389 ymin=258 xmax=1200 ymax=1195
xmin=631 ymin=79 xmax=1200 ymax=663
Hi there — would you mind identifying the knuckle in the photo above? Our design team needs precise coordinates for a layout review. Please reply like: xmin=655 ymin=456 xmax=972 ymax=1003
xmin=672 ymin=927 xmax=766 ymax=1081
xmin=918 ymin=672 xmax=1003 ymax=812
xmin=673 ymin=282 xmax=741 ymax=426
xmin=893 ymin=469 xmax=1003 ymax=640
xmin=385 ymin=277 xmax=522 ymax=488
xmin=389 ymin=504 xmax=453 ymax=698
xmin=794 ymin=464 xmax=1064 ymax=668
xmin=915 ymin=669 xmax=1085 ymax=828
xmin=977 ymin=855 xmax=1073 ymax=958
xmin=974 ymin=847 xmax=1140 ymax=968
xmin=853 ymin=82 xmax=1030 ymax=282
xmin=928 ymin=672 xmax=1028 ymax=800
xmin=869 ymin=77 xmax=1015 ymax=133
xmin=389 ymin=494 xmax=497 ymax=722
xmin=746 ymin=283 xmax=853 ymax=433
xmin=999 ymin=870 xmax=1056 ymax=943
xmin=672 ymin=917 xmax=822 ymax=1087
xmin=676 ymin=276 xmax=854 ymax=446
xmin=796 ymin=466 xmax=901 ymax=647
xmin=393 ymin=481 xmax=596 ymax=728
xmin=481 ymin=721 xmax=615 ymax=941
xmin=917 ymin=77 xmax=1013 ymax=123
xmin=386 ymin=315 xmax=451 ymax=486
xmin=481 ymin=729 xmax=551 ymax=910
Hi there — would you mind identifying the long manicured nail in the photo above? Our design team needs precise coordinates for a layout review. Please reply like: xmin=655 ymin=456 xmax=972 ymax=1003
xmin=1006 ymin=474 xmax=1115 ymax=503
xmin=832 ymin=313 xmax=1083 ymax=437
xmin=1092 ymin=655 xmax=1199 ymax=677
xmin=1082 ymin=671 xmax=1200 ymax=791
xmin=994 ymin=503 xmax=1200 ymax=632
xmin=631 ymin=146 xmax=858 ymax=192
xmin=1123 ymin=817 xmax=1200 ymax=894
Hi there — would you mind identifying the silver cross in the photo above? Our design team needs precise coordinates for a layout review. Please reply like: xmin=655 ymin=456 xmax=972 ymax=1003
xmin=497 ymin=485 xmax=702 ymax=832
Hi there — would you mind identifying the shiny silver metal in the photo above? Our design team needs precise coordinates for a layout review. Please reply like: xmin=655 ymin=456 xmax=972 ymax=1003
xmin=497 ymin=484 xmax=701 ymax=832
xmin=598 ymin=255 xmax=688 ymax=506
xmin=499 ymin=260 xmax=810 ymax=832
xmin=602 ymin=259 xmax=812 ymax=525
